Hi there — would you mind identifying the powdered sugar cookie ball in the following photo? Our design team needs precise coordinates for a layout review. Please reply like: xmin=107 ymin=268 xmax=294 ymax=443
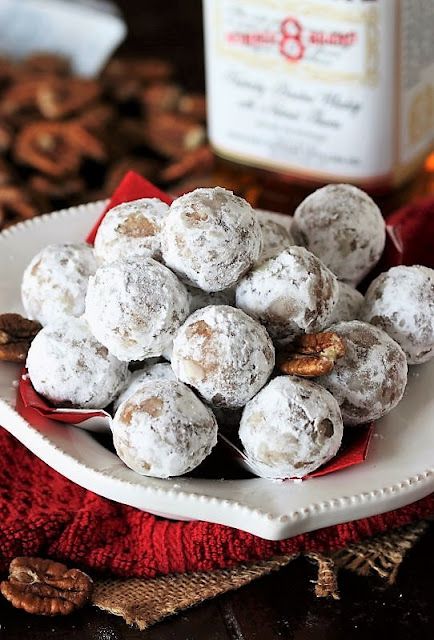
xmin=319 ymin=321 xmax=407 ymax=426
xmin=112 ymin=380 xmax=218 ymax=478
xmin=327 ymin=282 xmax=364 ymax=325
xmin=162 ymin=187 xmax=262 ymax=291
xmin=292 ymin=184 xmax=386 ymax=284
xmin=187 ymin=284 xmax=235 ymax=314
xmin=236 ymin=246 xmax=339 ymax=340
xmin=94 ymin=198 xmax=169 ymax=264
xmin=239 ymin=376 xmax=343 ymax=479
xmin=114 ymin=362 xmax=176 ymax=411
xmin=257 ymin=215 xmax=294 ymax=262
xmin=172 ymin=305 xmax=275 ymax=408
xmin=26 ymin=316 xmax=129 ymax=409
xmin=362 ymin=265 xmax=434 ymax=364
xmin=85 ymin=258 xmax=189 ymax=361
xmin=21 ymin=243 xmax=96 ymax=326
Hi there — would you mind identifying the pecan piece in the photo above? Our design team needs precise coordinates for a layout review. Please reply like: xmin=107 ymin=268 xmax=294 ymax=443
xmin=76 ymin=103 xmax=116 ymax=133
xmin=160 ymin=145 xmax=214 ymax=183
xmin=0 ymin=79 xmax=41 ymax=118
xmin=14 ymin=121 xmax=105 ymax=177
xmin=14 ymin=122 xmax=80 ymax=176
xmin=0 ymin=313 xmax=41 ymax=363
xmin=103 ymin=57 xmax=174 ymax=85
xmin=29 ymin=174 xmax=85 ymax=201
xmin=22 ymin=52 xmax=71 ymax=76
xmin=178 ymin=93 xmax=207 ymax=121
xmin=103 ymin=157 xmax=160 ymax=194
xmin=144 ymin=112 xmax=206 ymax=158
xmin=278 ymin=332 xmax=346 ymax=378
xmin=0 ymin=121 xmax=14 ymax=153
xmin=1 ymin=557 xmax=93 ymax=616
xmin=66 ymin=122 xmax=106 ymax=162
xmin=140 ymin=82 xmax=181 ymax=114
xmin=0 ymin=158 xmax=16 ymax=187
xmin=36 ymin=78 xmax=101 ymax=119
xmin=0 ymin=56 xmax=17 ymax=86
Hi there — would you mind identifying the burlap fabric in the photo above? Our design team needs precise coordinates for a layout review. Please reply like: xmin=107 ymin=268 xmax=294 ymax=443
xmin=92 ymin=521 xmax=428 ymax=631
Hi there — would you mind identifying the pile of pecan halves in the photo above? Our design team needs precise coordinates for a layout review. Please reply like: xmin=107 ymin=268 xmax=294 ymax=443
xmin=0 ymin=52 xmax=212 ymax=231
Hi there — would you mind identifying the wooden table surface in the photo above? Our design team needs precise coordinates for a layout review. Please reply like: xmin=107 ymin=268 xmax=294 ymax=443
xmin=1 ymin=2 xmax=433 ymax=637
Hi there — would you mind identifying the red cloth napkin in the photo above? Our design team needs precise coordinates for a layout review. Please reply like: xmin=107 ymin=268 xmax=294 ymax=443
xmin=1 ymin=175 xmax=433 ymax=577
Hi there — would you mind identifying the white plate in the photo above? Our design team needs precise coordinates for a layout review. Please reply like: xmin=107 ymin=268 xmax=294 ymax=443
xmin=0 ymin=202 xmax=433 ymax=541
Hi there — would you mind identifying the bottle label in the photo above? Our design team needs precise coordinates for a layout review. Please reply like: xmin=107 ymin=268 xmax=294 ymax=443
xmin=204 ymin=0 xmax=433 ymax=183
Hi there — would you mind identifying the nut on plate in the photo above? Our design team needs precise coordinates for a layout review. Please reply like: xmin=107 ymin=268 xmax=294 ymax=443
xmin=278 ymin=332 xmax=346 ymax=377
xmin=0 ymin=557 xmax=93 ymax=616
xmin=0 ymin=313 xmax=41 ymax=363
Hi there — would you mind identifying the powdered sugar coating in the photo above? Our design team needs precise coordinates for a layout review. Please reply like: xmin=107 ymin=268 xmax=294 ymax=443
xmin=362 ymin=265 xmax=434 ymax=364
xmin=187 ymin=284 xmax=235 ymax=314
xmin=162 ymin=187 xmax=263 ymax=292
xmin=21 ymin=243 xmax=97 ymax=326
xmin=319 ymin=321 xmax=408 ymax=426
xmin=114 ymin=362 xmax=176 ymax=411
xmin=235 ymin=246 xmax=339 ymax=340
xmin=171 ymin=305 xmax=275 ymax=408
xmin=26 ymin=316 xmax=129 ymax=408
xmin=327 ymin=282 xmax=364 ymax=325
xmin=85 ymin=258 xmax=189 ymax=361
xmin=112 ymin=380 xmax=218 ymax=478
xmin=94 ymin=198 xmax=169 ymax=264
xmin=292 ymin=184 xmax=386 ymax=284
xmin=239 ymin=376 xmax=343 ymax=479
xmin=257 ymin=216 xmax=294 ymax=262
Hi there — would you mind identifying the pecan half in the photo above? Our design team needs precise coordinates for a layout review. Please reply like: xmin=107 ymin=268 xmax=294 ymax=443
xmin=278 ymin=332 xmax=346 ymax=377
xmin=0 ymin=121 xmax=14 ymax=153
xmin=14 ymin=121 xmax=106 ymax=177
xmin=0 ymin=79 xmax=41 ymax=118
xmin=76 ymin=103 xmax=116 ymax=133
xmin=103 ymin=57 xmax=174 ymax=85
xmin=140 ymin=82 xmax=181 ymax=114
xmin=0 ymin=313 xmax=41 ymax=363
xmin=1 ymin=557 xmax=93 ymax=616
xmin=22 ymin=52 xmax=71 ymax=76
xmin=103 ymin=157 xmax=160 ymax=194
xmin=178 ymin=93 xmax=207 ymax=121
xmin=36 ymin=78 xmax=101 ymax=119
xmin=29 ymin=174 xmax=85 ymax=201
xmin=144 ymin=112 xmax=206 ymax=158
xmin=160 ymin=145 xmax=214 ymax=183
xmin=14 ymin=121 xmax=80 ymax=176
xmin=0 ymin=158 xmax=16 ymax=187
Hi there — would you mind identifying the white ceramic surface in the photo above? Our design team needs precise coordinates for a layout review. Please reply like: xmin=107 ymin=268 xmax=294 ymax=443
xmin=0 ymin=202 xmax=433 ymax=541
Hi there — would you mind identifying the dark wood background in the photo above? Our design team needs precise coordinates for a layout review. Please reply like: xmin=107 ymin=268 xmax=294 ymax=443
xmin=0 ymin=1 xmax=433 ymax=638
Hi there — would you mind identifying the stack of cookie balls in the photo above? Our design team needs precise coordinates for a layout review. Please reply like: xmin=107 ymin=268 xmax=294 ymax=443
xmin=22 ymin=183 xmax=433 ymax=480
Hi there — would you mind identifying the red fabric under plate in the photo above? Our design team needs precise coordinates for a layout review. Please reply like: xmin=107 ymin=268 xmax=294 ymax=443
xmin=0 ymin=427 xmax=433 ymax=577
xmin=0 ymin=173 xmax=433 ymax=577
